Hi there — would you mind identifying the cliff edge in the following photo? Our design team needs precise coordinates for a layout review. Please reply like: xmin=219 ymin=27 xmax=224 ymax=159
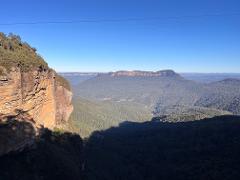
xmin=0 ymin=33 xmax=73 ymax=155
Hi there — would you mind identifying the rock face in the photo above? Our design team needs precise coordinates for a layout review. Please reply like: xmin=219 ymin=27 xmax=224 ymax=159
xmin=0 ymin=67 xmax=73 ymax=129
xmin=0 ymin=33 xmax=73 ymax=156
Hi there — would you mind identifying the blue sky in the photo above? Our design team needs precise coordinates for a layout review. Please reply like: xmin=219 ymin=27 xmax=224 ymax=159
xmin=1 ymin=0 xmax=240 ymax=72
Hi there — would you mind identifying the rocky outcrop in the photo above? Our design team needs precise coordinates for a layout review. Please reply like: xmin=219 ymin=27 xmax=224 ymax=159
xmin=0 ymin=67 xmax=73 ymax=129
xmin=0 ymin=120 xmax=84 ymax=180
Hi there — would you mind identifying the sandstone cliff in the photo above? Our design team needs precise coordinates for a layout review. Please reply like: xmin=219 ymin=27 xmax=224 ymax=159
xmin=0 ymin=67 xmax=73 ymax=128
xmin=0 ymin=33 xmax=73 ymax=129
xmin=0 ymin=33 xmax=73 ymax=155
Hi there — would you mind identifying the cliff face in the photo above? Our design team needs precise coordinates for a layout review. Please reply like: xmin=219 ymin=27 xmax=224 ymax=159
xmin=0 ymin=33 xmax=73 ymax=156
xmin=0 ymin=67 xmax=73 ymax=129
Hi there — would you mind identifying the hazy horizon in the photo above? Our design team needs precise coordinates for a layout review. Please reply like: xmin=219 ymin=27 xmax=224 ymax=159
xmin=58 ymin=70 xmax=240 ymax=74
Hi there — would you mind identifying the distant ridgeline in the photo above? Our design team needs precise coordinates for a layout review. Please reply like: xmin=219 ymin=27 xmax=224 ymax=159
xmin=108 ymin=70 xmax=181 ymax=77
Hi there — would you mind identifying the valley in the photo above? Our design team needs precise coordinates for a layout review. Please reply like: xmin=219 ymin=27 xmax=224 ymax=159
xmin=62 ymin=71 xmax=240 ymax=137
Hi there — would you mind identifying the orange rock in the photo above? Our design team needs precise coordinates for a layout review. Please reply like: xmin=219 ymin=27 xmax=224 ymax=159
xmin=0 ymin=67 xmax=73 ymax=129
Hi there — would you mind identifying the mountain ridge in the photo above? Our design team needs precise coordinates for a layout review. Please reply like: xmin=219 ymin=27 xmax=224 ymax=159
xmin=107 ymin=69 xmax=180 ymax=77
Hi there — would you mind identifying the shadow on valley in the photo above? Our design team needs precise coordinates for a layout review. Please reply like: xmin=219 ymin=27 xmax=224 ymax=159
xmin=85 ymin=115 xmax=240 ymax=180
xmin=1 ymin=115 xmax=240 ymax=180
xmin=0 ymin=118 xmax=84 ymax=180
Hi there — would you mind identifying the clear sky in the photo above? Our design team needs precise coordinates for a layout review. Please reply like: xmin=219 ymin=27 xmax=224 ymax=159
xmin=0 ymin=0 xmax=240 ymax=72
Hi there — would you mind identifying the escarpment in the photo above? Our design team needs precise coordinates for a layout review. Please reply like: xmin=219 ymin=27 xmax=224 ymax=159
xmin=0 ymin=33 xmax=73 ymax=155
xmin=0 ymin=32 xmax=73 ymax=128
xmin=108 ymin=70 xmax=180 ymax=77
xmin=0 ymin=67 xmax=73 ymax=128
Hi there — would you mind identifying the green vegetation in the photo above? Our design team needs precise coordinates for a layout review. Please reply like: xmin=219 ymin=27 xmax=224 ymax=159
xmin=51 ymin=69 xmax=71 ymax=90
xmin=0 ymin=32 xmax=48 ymax=72
xmin=69 ymin=97 xmax=152 ymax=137
xmin=0 ymin=32 xmax=71 ymax=90
xmin=55 ymin=73 xmax=71 ymax=91
xmin=153 ymin=105 xmax=232 ymax=122
xmin=53 ymin=127 xmax=66 ymax=136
